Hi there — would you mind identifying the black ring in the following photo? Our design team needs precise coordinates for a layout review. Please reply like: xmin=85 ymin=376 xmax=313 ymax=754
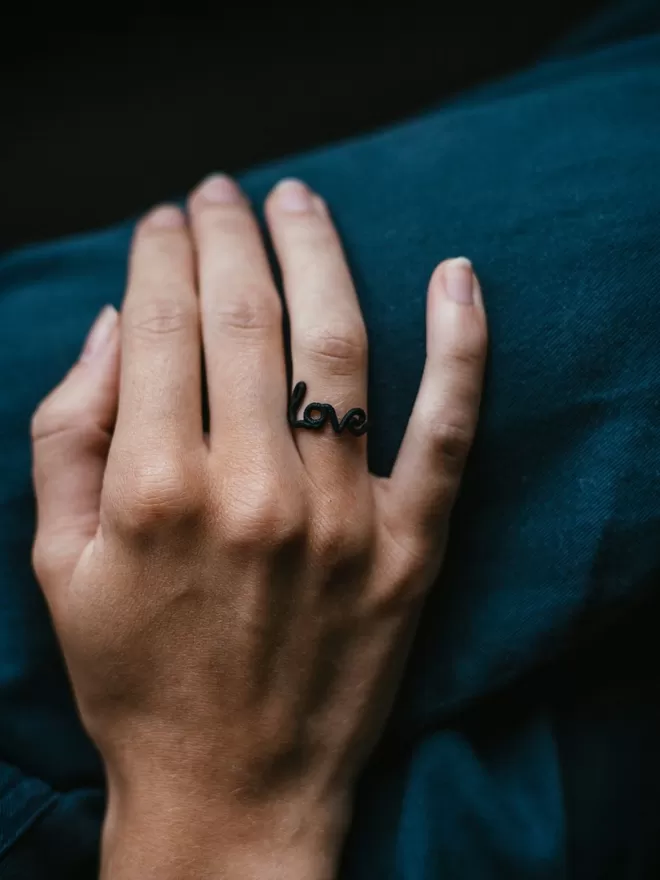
xmin=287 ymin=381 xmax=369 ymax=437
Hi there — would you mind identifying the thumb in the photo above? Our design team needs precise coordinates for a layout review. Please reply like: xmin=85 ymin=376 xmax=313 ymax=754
xmin=31 ymin=305 xmax=120 ymax=597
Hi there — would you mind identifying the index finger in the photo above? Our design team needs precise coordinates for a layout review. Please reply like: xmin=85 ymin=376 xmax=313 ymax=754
xmin=113 ymin=205 xmax=203 ymax=453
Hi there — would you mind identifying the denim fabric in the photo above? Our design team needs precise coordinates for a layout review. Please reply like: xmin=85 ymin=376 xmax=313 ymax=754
xmin=1 ymin=11 xmax=659 ymax=879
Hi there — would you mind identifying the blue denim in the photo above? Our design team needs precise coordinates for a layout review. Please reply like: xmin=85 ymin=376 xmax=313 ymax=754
xmin=1 ymin=8 xmax=659 ymax=878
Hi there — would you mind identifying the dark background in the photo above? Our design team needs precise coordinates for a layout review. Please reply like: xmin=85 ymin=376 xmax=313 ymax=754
xmin=1 ymin=2 xmax=607 ymax=252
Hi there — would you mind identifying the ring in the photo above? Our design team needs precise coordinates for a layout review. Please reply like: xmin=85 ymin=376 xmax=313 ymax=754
xmin=287 ymin=381 xmax=369 ymax=437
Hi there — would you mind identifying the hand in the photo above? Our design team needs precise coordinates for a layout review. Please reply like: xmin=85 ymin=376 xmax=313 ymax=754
xmin=31 ymin=176 xmax=488 ymax=879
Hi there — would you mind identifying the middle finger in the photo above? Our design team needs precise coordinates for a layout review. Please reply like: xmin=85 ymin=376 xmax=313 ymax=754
xmin=188 ymin=175 xmax=290 ymax=458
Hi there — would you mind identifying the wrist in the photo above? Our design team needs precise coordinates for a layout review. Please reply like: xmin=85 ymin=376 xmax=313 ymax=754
xmin=100 ymin=775 xmax=351 ymax=880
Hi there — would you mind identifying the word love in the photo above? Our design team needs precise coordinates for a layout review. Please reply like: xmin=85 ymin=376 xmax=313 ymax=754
xmin=287 ymin=381 xmax=369 ymax=437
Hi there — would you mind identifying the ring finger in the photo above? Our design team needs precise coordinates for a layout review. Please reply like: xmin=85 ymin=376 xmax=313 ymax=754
xmin=265 ymin=179 xmax=368 ymax=479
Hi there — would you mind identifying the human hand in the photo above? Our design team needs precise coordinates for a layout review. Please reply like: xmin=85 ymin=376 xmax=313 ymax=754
xmin=31 ymin=176 xmax=487 ymax=879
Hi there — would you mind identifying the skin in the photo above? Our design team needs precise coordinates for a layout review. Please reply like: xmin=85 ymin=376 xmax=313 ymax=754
xmin=30 ymin=174 xmax=488 ymax=879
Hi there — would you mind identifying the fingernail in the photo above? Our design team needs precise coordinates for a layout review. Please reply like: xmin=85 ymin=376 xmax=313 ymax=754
xmin=312 ymin=194 xmax=329 ymax=216
xmin=197 ymin=174 xmax=242 ymax=204
xmin=445 ymin=257 xmax=474 ymax=305
xmin=146 ymin=205 xmax=185 ymax=228
xmin=81 ymin=306 xmax=118 ymax=362
xmin=273 ymin=178 xmax=313 ymax=213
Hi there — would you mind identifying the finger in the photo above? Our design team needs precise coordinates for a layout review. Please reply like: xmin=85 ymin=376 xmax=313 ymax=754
xmin=31 ymin=306 xmax=120 ymax=595
xmin=265 ymin=179 xmax=368 ymax=475
xmin=188 ymin=175 xmax=289 ymax=454
xmin=378 ymin=258 xmax=487 ymax=559
xmin=113 ymin=205 xmax=202 ymax=455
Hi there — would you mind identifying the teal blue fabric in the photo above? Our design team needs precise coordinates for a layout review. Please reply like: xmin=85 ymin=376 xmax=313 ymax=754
xmin=1 ymin=8 xmax=660 ymax=878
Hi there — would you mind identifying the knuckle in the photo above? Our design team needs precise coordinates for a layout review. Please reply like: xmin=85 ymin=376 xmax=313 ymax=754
xmin=128 ymin=295 xmax=195 ymax=340
xmin=381 ymin=517 xmax=430 ymax=578
xmin=31 ymin=534 xmax=73 ymax=592
xmin=30 ymin=397 xmax=55 ymax=441
xmin=301 ymin=324 xmax=367 ymax=373
xmin=31 ymin=395 xmax=106 ymax=451
xmin=212 ymin=291 xmax=282 ymax=335
xmin=30 ymin=390 xmax=71 ymax=442
xmin=313 ymin=513 xmax=371 ymax=567
xmin=442 ymin=341 xmax=484 ymax=373
xmin=111 ymin=458 xmax=205 ymax=533
xmin=429 ymin=416 xmax=474 ymax=472
xmin=373 ymin=562 xmax=427 ymax=616
xmin=31 ymin=536 xmax=54 ymax=584
xmin=224 ymin=477 xmax=306 ymax=548
xmin=371 ymin=526 xmax=437 ymax=613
